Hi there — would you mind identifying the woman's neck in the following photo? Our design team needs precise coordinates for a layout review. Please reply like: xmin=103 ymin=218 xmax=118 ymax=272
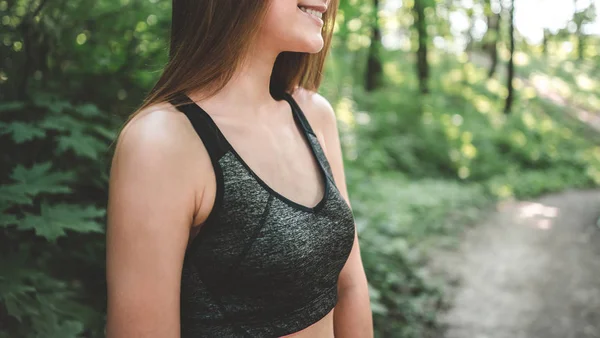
xmin=189 ymin=43 xmax=283 ymax=117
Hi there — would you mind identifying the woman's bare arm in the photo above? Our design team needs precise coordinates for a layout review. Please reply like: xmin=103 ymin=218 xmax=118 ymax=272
xmin=106 ymin=108 xmax=205 ymax=338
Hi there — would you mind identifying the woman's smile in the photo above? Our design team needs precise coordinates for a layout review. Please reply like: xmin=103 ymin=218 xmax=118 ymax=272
xmin=298 ymin=4 xmax=326 ymax=27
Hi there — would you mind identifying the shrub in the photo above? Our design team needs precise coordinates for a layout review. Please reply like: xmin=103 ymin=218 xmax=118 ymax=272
xmin=0 ymin=94 xmax=114 ymax=338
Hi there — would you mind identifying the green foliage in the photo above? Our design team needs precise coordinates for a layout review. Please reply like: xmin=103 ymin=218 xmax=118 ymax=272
xmin=18 ymin=203 xmax=105 ymax=241
xmin=0 ymin=122 xmax=46 ymax=143
xmin=0 ymin=0 xmax=170 ymax=335
xmin=331 ymin=50 xmax=600 ymax=335
xmin=0 ymin=95 xmax=112 ymax=336
xmin=347 ymin=169 xmax=489 ymax=337
xmin=345 ymin=53 xmax=600 ymax=199
xmin=7 ymin=163 xmax=74 ymax=199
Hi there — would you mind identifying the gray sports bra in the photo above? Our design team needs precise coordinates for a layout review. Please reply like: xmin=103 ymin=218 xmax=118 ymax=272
xmin=170 ymin=92 xmax=355 ymax=337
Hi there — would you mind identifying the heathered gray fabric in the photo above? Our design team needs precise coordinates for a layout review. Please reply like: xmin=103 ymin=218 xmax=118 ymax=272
xmin=178 ymin=95 xmax=356 ymax=338
xmin=308 ymin=133 xmax=334 ymax=182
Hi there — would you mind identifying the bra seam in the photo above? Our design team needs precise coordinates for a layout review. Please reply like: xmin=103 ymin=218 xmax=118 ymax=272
xmin=186 ymin=195 xmax=273 ymax=337
xmin=184 ymin=151 xmax=226 ymax=256
xmin=225 ymin=143 xmax=328 ymax=214
xmin=217 ymin=195 xmax=274 ymax=287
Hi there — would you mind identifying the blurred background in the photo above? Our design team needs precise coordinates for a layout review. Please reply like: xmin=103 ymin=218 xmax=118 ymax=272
xmin=1 ymin=0 xmax=600 ymax=337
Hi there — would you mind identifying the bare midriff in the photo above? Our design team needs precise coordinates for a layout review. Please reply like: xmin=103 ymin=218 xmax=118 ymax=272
xmin=279 ymin=309 xmax=335 ymax=338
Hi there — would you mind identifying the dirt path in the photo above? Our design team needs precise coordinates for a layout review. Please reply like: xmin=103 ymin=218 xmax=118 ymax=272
xmin=438 ymin=190 xmax=600 ymax=338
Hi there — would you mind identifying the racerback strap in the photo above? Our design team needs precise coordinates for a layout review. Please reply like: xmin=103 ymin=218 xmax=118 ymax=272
xmin=168 ymin=94 xmax=229 ymax=163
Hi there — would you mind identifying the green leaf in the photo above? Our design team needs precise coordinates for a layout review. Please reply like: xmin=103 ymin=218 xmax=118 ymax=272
xmin=0 ymin=277 xmax=36 ymax=300
xmin=10 ymin=163 xmax=74 ymax=197
xmin=33 ymin=96 xmax=73 ymax=114
xmin=29 ymin=292 xmax=86 ymax=338
xmin=50 ymin=101 xmax=73 ymax=114
xmin=93 ymin=125 xmax=118 ymax=140
xmin=18 ymin=203 xmax=105 ymax=241
xmin=0 ymin=252 xmax=39 ymax=320
xmin=0 ymin=101 xmax=25 ymax=112
xmin=75 ymin=103 xmax=102 ymax=117
xmin=0 ymin=254 xmax=86 ymax=333
xmin=39 ymin=115 xmax=83 ymax=132
xmin=0 ymin=122 xmax=46 ymax=143
xmin=34 ymin=320 xmax=84 ymax=338
xmin=0 ymin=213 xmax=19 ymax=227
xmin=56 ymin=131 xmax=106 ymax=160
xmin=4 ymin=293 xmax=39 ymax=321
xmin=0 ymin=184 xmax=32 ymax=208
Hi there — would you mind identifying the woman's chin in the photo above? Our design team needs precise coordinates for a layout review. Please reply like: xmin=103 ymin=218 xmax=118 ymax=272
xmin=296 ymin=38 xmax=325 ymax=54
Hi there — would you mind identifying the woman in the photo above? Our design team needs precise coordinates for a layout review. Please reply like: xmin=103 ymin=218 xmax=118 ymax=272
xmin=105 ymin=1 xmax=372 ymax=337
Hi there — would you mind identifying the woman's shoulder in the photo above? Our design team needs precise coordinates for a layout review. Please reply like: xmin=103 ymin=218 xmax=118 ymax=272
xmin=111 ymin=100 xmax=210 ymax=180
xmin=120 ymin=101 xmax=187 ymax=142
xmin=116 ymin=101 xmax=197 ymax=155
xmin=291 ymin=87 xmax=337 ymax=135
xmin=109 ymin=99 xmax=213 ymax=226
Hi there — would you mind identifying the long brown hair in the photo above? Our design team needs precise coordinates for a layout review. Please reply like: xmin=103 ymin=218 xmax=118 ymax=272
xmin=131 ymin=0 xmax=338 ymax=118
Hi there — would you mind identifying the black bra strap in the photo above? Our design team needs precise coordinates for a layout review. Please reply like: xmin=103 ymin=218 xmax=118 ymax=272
xmin=282 ymin=92 xmax=317 ymax=136
xmin=171 ymin=92 xmax=315 ymax=161
xmin=169 ymin=94 xmax=229 ymax=163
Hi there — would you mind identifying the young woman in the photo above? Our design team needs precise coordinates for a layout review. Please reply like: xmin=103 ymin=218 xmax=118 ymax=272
xmin=105 ymin=1 xmax=372 ymax=337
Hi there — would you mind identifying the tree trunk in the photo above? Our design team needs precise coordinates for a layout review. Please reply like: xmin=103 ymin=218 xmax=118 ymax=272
xmin=577 ymin=33 xmax=585 ymax=60
xmin=365 ymin=0 xmax=383 ymax=91
xmin=485 ymin=2 xmax=501 ymax=78
xmin=504 ymin=0 xmax=516 ymax=114
xmin=576 ymin=7 xmax=583 ymax=60
xmin=542 ymin=28 xmax=549 ymax=56
xmin=573 ymin=0 xmax=585 ymax=60
xmin=413 ymin=0 xmax=429 ymax=94
xmin=466 ymin=8 xmax=475 ymax=53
